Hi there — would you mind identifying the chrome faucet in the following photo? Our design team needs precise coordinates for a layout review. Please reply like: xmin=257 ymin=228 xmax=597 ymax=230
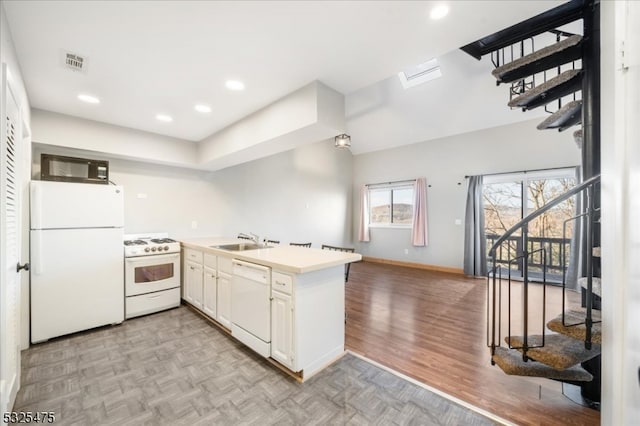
xmin=239 ymin=232 xmax=260 ymax=245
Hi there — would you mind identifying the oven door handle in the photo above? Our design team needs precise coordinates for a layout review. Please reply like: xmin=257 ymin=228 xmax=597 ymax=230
xmin=125 ymin=252 xmax=180 ymax=264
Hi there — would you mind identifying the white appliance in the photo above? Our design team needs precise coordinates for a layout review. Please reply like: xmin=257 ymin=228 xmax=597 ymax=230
xmin=124 ymin=233 xmax=181 ymax=319
xmin=30 ymin=181 xmax=125 ymax=343
xmin=231 ymin=260 xmax=271 ymax=357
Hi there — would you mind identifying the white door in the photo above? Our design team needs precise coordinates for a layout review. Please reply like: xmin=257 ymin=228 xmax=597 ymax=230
xmin=1 ymin=65 xmax=25 ymax=413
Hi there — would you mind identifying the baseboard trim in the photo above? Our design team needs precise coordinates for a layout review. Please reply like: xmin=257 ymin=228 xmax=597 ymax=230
xmin=362 ymin=256 xmax=464 ymax=275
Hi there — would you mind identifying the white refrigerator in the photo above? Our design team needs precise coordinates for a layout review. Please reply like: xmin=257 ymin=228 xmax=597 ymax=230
xmin=30 ymin=181 xmax=125 ymax=343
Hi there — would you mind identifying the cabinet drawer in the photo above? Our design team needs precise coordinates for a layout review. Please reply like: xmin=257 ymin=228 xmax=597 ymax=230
xmin=184 ymin=248 xmax=203 ymax=264
xmin=204 ymin=253 xmax=217 ymax=269
xmin=272 ymin=271 xmax=293 ymax=295
xmin=218 ymin=256 xmax=233 ymax=274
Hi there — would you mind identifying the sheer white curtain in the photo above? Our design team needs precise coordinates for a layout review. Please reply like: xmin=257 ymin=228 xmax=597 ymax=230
xmin=411 ymin=178 xmax=428 ymax=246
xmin=358 ymin=185 xmax=370 ymax=242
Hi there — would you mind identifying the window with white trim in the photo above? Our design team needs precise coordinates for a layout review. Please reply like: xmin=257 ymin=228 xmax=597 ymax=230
xmin=368 ymin=183 xmax=414 ymax=227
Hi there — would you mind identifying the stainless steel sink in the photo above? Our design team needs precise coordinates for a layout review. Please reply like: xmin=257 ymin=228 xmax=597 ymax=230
xmin=212 ymin=243 xmax=273 ymax=251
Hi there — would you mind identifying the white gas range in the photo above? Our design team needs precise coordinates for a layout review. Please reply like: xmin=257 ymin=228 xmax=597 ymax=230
xmin=124 ymin=233 xmax=181 ymax=319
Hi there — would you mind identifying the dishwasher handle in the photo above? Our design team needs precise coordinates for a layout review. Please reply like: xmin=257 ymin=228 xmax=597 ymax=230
xmin=232 ymin=260 xmax=270 ymax=283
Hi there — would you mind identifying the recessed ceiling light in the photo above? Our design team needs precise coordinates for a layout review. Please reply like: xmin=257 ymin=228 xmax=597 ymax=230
xmin=430 ymin=4 xmax=449 ymax=20
xmin=155 ymin=114 xmax=173 ymax=122
xmin=194 ymin=104 xmax=212 ymax=113
xmin=225 ymin=80 xmax=245 ymax=91
xmin=77 ymin=93 xmax=100 ymax=104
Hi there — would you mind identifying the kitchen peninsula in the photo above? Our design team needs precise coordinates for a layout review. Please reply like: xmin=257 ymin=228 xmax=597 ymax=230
xmin=180 ymin=237 xmax=361 ymax=380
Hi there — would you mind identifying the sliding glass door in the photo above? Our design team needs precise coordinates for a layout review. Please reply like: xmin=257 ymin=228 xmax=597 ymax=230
xmin=483 ymin=168 xmax=577 ymax=281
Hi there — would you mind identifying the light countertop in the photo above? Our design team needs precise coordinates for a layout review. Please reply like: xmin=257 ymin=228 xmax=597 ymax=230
xmin=179 ymin=237 xmax=361 ymax=274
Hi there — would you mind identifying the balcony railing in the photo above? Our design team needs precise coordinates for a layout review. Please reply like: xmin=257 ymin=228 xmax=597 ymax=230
xmin=486 ymin=233 xmax=571 ymax=281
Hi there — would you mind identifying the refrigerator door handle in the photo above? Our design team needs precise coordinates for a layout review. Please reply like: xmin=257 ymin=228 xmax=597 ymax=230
xmin=32 ymin=182 xmax=42 ymax=229
xmin=32 ymin=231 xmax=42 ymax=275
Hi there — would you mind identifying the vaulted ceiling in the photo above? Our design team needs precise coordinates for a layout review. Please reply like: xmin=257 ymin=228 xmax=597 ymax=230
xmin=3 ymin=1 xmax=563 ymax=155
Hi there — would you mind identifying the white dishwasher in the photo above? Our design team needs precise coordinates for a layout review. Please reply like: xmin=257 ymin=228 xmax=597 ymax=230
xmin=231 ymin=259 xmax=272 ymax=357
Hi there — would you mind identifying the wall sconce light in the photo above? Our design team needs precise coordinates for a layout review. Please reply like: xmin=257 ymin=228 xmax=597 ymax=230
xmin=334 ymin=134 xmax=351 ymax=149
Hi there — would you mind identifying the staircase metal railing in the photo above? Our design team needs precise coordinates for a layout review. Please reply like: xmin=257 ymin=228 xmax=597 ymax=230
xmin=487 ymin=174 xmax=601 ymax=362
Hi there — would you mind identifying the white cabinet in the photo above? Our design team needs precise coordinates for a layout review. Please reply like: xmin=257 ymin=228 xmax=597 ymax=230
xmin=217 ymin=271 xmax=232 ymax=329
xmin=271 ymin=271 xmax=295 ymax=369
xmin=182 ymin=248 xmax=233 ymax=330
xmin=203 ymin=266 xmax=217 ymax=318
xmin=183 ymin=249 xmax=215 ymax=318
xmin=271 ymin=287 xmax=294 ymax=369
xmin=185 ymin=261 xmax=203 ymax=309
xmin=181 ymin=241 xmax=352 ymax=381
xmin=270 ymin=267 xmax=344 ymax=377
xmin=216 ymin=257 xmax=233 ymax=329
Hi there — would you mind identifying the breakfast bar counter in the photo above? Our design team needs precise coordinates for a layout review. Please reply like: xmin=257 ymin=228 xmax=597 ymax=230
xmin=180 ymin=237 xmax=361 ymax=274
xmin=178 ymin=236 xmax=360 ymax=380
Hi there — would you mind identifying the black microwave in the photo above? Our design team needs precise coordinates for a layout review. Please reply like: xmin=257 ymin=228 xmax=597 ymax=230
xmin=40 ymin=154 xmax=109 ymax=184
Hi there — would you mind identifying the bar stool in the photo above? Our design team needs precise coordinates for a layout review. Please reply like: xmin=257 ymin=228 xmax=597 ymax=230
xmin=321 ymin=244 xmax=355 ymax=282
xmin=290 ymin=242 xmax=312 ymax=248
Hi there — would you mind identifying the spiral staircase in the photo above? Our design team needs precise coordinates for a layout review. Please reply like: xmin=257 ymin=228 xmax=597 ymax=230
xmin=460 ymin=0 xmax=602 ymax=409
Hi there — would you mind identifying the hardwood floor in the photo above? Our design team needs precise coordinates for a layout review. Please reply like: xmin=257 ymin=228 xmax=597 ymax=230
xmin=345 ymin=261 xmax=600 ymax=426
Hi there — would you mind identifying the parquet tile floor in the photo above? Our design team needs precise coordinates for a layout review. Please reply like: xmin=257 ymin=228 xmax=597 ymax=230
xmin=14 ymin=304 xmax=495 ymax=425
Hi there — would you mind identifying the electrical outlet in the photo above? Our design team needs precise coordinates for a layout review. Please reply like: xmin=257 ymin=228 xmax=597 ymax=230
xmin=455 ymin=219 xmax=462 ymax=225
xmin=404 ymin=248 xmax=409 ymax=255
xmin=191 ymin=220 xmax=198 ymax=229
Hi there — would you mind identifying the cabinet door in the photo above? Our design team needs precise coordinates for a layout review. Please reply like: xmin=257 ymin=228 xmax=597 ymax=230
xmin=203 ymin=266 xmax=217 ymax=319
xmin=185 ymin=261 xmax=203 ymax=309
xmin=271 ymin=290 xmax=295 ymax=369
xmin=217 ymin=271 xmax=232 ymax=329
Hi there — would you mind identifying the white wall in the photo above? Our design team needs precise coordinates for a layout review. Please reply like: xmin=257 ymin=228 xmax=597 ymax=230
xmin=352 ymin=117 xmax=581 ymax=269
xmin=32 ymin=137 xmax=353 ymax=246
xmin=198 ymin=81 xmax=345 ymax=170
xmin=600 ymin=1 xmax=640 ymax=424
xmin=212 ymin=138 xmax=353 ymax=247
xmin=31 ymin=109 xmax=197 ymax=168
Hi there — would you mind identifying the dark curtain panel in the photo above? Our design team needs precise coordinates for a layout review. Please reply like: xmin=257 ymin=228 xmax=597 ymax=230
xmin=566 ymin=166 xmax=583 ymax=290
xmin=464 ymin=175 xmax=487 ymax=277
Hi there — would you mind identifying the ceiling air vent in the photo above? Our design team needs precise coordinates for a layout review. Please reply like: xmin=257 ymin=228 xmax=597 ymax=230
xmin=398 ymin=58 xmax=442 ymax=89
xmin=64 ymin=52 xmax=85 ymax=72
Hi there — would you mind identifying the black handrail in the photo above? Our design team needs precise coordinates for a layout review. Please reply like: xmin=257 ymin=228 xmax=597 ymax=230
xmin=488 ymin=174 xmax=600 ymax=257
xmin=487 ymin=173 xmax=600 ymax=362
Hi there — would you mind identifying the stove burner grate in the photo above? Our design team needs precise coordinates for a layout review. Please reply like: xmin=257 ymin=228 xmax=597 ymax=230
xmin=150 ymin=238 xmax=176 ymax=244
xmin=124 ymin=239 xmax=148 ymax=246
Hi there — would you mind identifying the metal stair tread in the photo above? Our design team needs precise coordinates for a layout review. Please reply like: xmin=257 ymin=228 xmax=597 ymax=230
xmin=537 ymin=100 xmax=582 ymax=131
xmin=492 ymin=346 xmax=593 ymax=382
xmin=508 ymin=69 xmax=582 ymax=110
xmin=547 ymin=308 xmax=602 ymax=344
xmin=505 ymin=334 xmax=601 ymax=370
xmin=579 ymin=276 xmax=602 ymax=297
xmin=492 ymin=35 xmax=583 ymax=83
xmin=573 ymin=128 xmax=583 ymax=148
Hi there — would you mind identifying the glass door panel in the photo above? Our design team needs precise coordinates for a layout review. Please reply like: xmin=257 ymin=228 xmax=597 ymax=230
xmin=483 ymin=181 xmax=523 ymax=277
xmin=526 ymin=177 xmax=576 ymax=278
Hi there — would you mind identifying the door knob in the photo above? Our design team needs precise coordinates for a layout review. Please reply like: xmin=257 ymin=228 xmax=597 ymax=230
xmin=17 ymin=262 xmax=30 ymax=272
